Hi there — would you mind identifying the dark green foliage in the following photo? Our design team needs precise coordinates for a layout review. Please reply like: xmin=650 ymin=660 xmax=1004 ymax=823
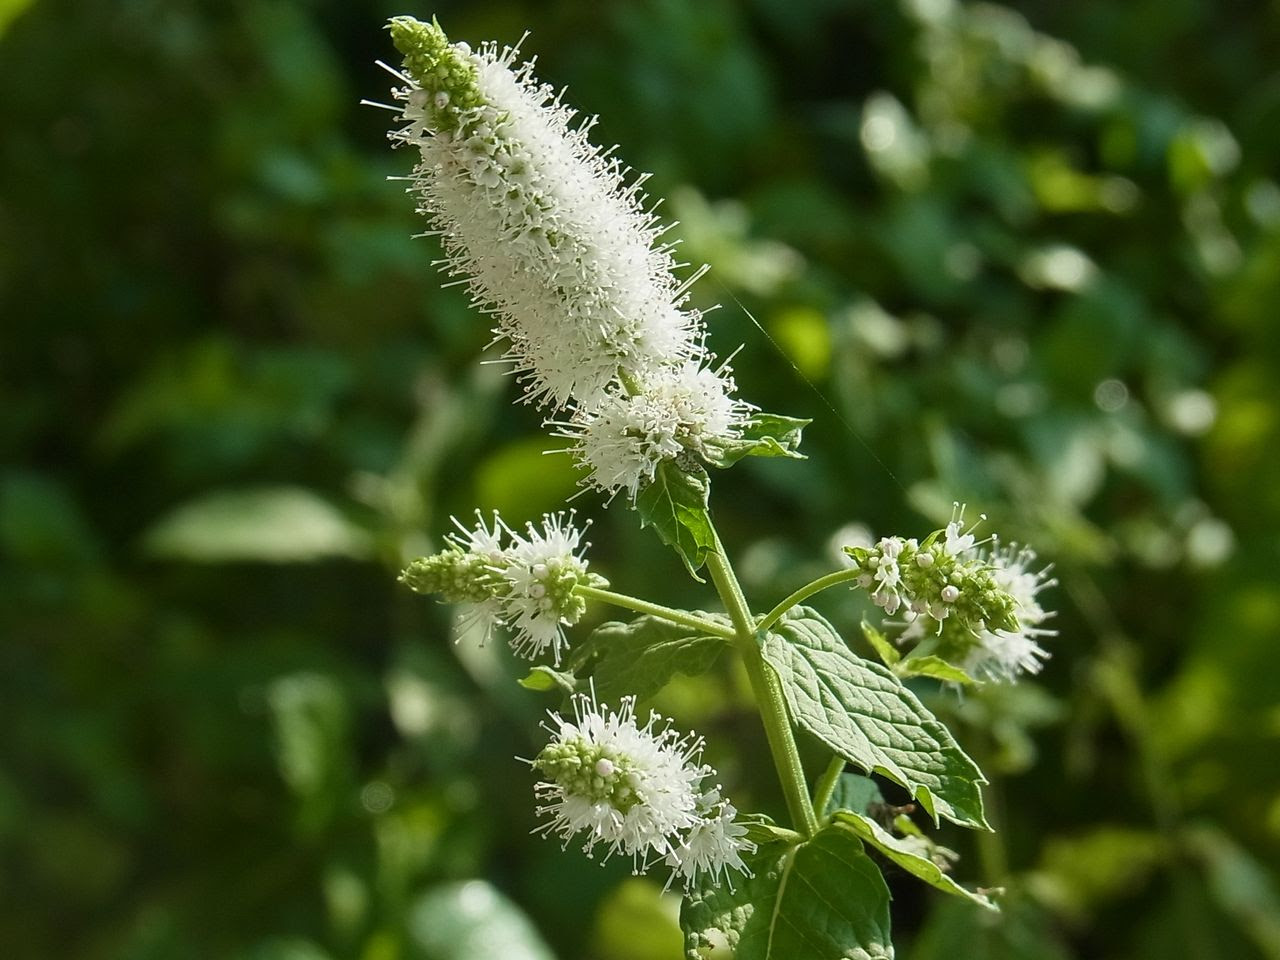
xmin=2 ymin=0 xmax=1278 ymax=958
xmin=635 ymin=461 xmax=716 ymax=577
xmin=572 ymin=615 xmax=729 ymax=705
xmin=680 ymin=826 xmax=893 ymax=960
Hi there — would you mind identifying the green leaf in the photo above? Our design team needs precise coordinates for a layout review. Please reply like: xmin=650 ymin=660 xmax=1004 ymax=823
xmin=518 ymin=666 xmax=578 ymax=695
xmin=267 ymin=673 xmax=351 ymax=835
xmin=761 ymin=607 xmax=989 ymax=829
xmin=897 ymin=655 xmax=976 ymax=685
xmin=591 ymin=879 xmax=685 ymax=960
xmin=833 ymin=812 xmax=998 ymax=910
xmin=824 ymin=772 xmax=885 ymax=818
xmin=737 ymin=812 xmax=804 ymax=847
xmin=573 ymin=615 xmax=728 ymax=704
xmin=704 ymin=412 xmax=811 ymax=467
xmin=681 ymin=824 xmax=892 ymax=960
xmin=407 ymin=881 xmax=555 ymax=960
xmin=861 ymin=619 xmax=901 ymax=666
xmin=635 ymin=460 xmax=716 ymax=577
xmin=0 ymin=0 xmax=36 ymax=39
xmin=1184 ymin=824 xmax=1280 ymax=958
xmin=142 ymin=485 xmax=371 ymax=563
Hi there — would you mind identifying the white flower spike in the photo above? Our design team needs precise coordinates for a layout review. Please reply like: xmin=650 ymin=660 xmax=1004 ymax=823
xmin=501 ymin=512 xmax=595 ymax=663
xmin=386 ymin=17 xmax=708 ymax=412
xmin=562 ymin=360 xmax=751 ymax=501
xmin=531 ymin=691 xmax=753 ymax=889
xmin=962 ymin=542 xmax=1058 ymax=682
xmin=399 ymin=509 xmax=602 ymax=665
xmin=383 ymin=18 xmax=755 ymax=504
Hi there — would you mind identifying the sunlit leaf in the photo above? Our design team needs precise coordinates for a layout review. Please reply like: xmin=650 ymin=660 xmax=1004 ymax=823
xmin=574 ymin=614 xmax=728 ymax=703
xmin=704 ymin=413 xmax=811 ymax=467
xmin=406 ymin=881 xmax=555 ymax=960
xmin=861 ymin=619 xmax=901 ymax=666
xmin=518 ymin=665 xmax=579 ymax=695
xmin=898 ymin=655 xmax=976 ymax=685
xmin=635 ymin=460 xmax=715 ymax=577
xmin=681 ymin=824 xmax=892 ymax=959
xmin=834 ymin=811 xmax=998 ymax=910
xmin=142 ymin=486 xmax=371 ymax=562
xmin=762 ymin=607 xmax=988 ymax=828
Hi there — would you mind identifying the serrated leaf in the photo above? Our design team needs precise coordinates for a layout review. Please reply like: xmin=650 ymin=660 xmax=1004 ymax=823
xmin=681 ymin=824 xmax=892 ymax=960
xmin=518 ymin=666 xmax=578 ymax=695
xmin=862 ymin=619 xmax=901 ymax=666
xmin=574 ymin=615 xmax=728 ymax=703
xmin=824 ymin=772 xmax=885 ymax=818
xmin=635 ymin=460 xmax=715 ymax=577
xmin=704 ymin=412 xmax=810 ymax=467
xmin=834 ymin=812 xmax=998 ymax=911
xmin=762 ymin=607 xmax=989 ymax=829
xmin=897 ymin=655 xmax=976 ymax=685
xmin=681 ymin=838 xmax=790 ymax=960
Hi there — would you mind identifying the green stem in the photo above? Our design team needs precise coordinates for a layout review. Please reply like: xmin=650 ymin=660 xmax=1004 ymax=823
xmin=705 ymin=528 xmax=821 ymax=838
xmin=574 ymin=584 xmax=735 ymax=640
xmin=767 ymin=826 xmax=807 ymax=845
xmin=811 ymin=754 xmax=846 ymax=822
xmin=758 ymin=568 xmax=862 ymax=633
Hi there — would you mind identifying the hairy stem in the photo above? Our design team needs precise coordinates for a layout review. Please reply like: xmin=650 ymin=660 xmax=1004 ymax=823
xmin=705 ymin=527 xmax=821 ymax=838
xmin=574 ymin=584 xmax=736 ymax=640
xmin=758 ymin=568 xmax=862 ymax=633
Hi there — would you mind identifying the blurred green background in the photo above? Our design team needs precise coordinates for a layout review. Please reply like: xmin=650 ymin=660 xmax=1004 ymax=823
xmin=3 ymin=0 xmax=1279 ymax=957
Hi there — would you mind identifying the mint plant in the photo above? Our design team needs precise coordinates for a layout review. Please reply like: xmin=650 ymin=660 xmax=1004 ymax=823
xmin=378 ymin=16 xmax=1056 ymax=957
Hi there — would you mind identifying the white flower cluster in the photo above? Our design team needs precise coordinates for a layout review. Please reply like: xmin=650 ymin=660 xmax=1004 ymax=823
xmin=846 ymin=508 xmax=1057 ymax=682
xmin=399 ymin=511 xmax=601 ymax=664
xmin=531 ymin=692 xmax=753 ymax=890
xmin=962 ymin=542 xmax=1057 ymax=682
xmin=384 ymin=17 xmax=750 ymax=501
xmin=561 ymin=359 xmax=750 ymax=501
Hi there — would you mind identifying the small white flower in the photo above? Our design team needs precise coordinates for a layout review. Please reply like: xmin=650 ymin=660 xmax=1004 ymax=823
xmin=532 ymin=693 xmax=709 ymax=863
xmin=561 ymin=389 xmax=684 ymax=500
xmin=501 ymin=512 xmax=593 ymax=664
xmin=666 ymin=790 xmax=754 ymax=890
xmin=401 ymin=510 xmax=600 ymax=663
xmin=869 ymin=536 xmax=906 ymax=615
xmin=530 ymin=692 xmax=752 ymax=889
xmin=563 ymin=360 xmax=750 ymax=500
xmin=963 ymin=543 xmax=1057 ymax=682
xmin=852 ymin=523 xmax=1057 ymax=683
xmin=966 ymin=629 xmax=1050 ymax=682
xmin=942 ymin=503 xmax=988 ymax=557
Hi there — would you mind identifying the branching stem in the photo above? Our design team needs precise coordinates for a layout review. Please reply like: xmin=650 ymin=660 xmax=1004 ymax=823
xmin=574 ymin=584 xmax=735 ymax=639
xmin=811 ymin=754 xmax=846 ymax=822
xmin=757 ymin=568 xmax=862 ymax=633
xmin=705 ymin=526 xmax=821 ymax=838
